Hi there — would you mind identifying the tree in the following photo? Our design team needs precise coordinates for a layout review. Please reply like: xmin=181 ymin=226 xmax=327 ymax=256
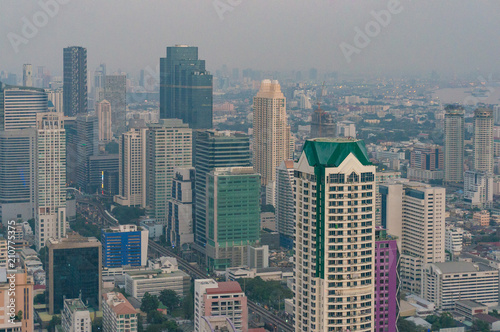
xmin=140 ymin=292 xmax=159 ymax=314
xmin=397 ymin=318 xmax=425 ymax=332
xmin=159 ymin=289 xmax=180 ymax=313
xmin=48 ymin=315 xmax=61 ymax=332
xmin=472 ymin=319 xmax=491 ymax=332
xmin=34 ymin=292 xmax=46 ymax=304
xmin=92 ymin=317 xmax=103 ymax=332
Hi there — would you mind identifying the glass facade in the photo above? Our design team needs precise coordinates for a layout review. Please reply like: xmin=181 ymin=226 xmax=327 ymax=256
xmin=63 ymin=46 xmax=87 ymax=116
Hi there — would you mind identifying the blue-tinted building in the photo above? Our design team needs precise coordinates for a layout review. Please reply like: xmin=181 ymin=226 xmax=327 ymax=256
xmin=101 ymin=224 xmax=148 ymax=268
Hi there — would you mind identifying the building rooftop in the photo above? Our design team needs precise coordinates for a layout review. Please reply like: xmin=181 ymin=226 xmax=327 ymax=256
xmin=455 ymin=300 xmax=488 ymax=308
xmin=64 ymin=298 xmax=88 ymax=312
xmin=125 ymin=269 xmax=187 ymax=280
xmin=302 ymin=138 xmax=371 ymax=167
xmin=103 ymin=292 xmax=136 ymax=315
xmin=206 ymin=281 xmax=242 ymax=295
xmin=474 ymin=313 xmax=500 ymax=324
xmin=431 ymin=262 xmax=483 ymax=274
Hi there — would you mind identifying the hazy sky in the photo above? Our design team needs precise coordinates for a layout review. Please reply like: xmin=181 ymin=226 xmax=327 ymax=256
xmin=2 ymin=0 xmax=500 ymax=78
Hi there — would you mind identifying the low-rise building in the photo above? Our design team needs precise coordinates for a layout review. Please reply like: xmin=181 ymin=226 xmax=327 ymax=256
xmin=445 ymin=226 xmax=464 ymax=257
xmin=455 ymin=300 xmax=488 ymax=321
xmin=102 ymin=292 xmax=137 ymax=332
xmin=200 ymin=316 xmax=237 ymax=332
xmin=124 ymin=269 xmax=189 ymax=300
xmin=61 ymin=298 xmax=92 ymax=332
xmin=473 ymin=210 xmax=491 ymax=227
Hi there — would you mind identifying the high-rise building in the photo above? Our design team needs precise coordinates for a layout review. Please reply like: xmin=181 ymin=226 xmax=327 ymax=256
xmin=88 ymin=154 xmax=119 ymax=194
xmin=206 ymin=167 xmax=260 ymax=271
xmin=93 ymin=64 xmax=106 ymax=105
xmin=474 ymin=107 xmax=494 ymax=173
xmin=35 ymin=112 xmax=66 ymax=250
xmin=146 ymin=119 xmax=192 ymax=224
xmin=444 ymin=105 xmax=465 ymax=183
xmin=23 ymin=64 xmax=33 ymax=87
xmin=400 ymin=183 xmax=445 ymax=294
xmin=445 ymin=226 xmax=463 ymax=257
xmin=336 ymin=120 xmax=357 ymax=138
xmin=252 ymin=79 xmax=290 ymax=192
xmin=102 ymin=292 xmax=137 ymax=332
xmin=193 ymin=130 xmax=251 ymax=251
xmin=194 ymin=279 xmax=248 ymax=332
xmin=101 ymin=224 xmax=148 ymax=268
xmin=275 ymin=160 xmax=294 ymax=248
xmin=167 ymin=167 xmax=195 ymax=249
xmin=374 ymin=228 xmax=399 ymax=332
xmin=0 ymin=269 xmax=34 ymax=332
xmin=63 ymin=46 xmax=87 ymax=116
xmin=46 ymin=88 xmax=64 ymax=113
xmin=114 ymin=128 xmax=147 ymax=207
xmin=310 ymin=105 xmax=336 ymax=139
xmin=76 ymin=115 xmax=98 ymax=192
xmin=378 ymin=182 xmax=403 ymax=250
xmin=160 ymin=45 xmax=213 ymax=129
xmin=104 ymin=75 xmax=126 ymax=134
xmin=61 ymin=298 xmax=92 ymax=332
xmin=0 ymin=83 xmax=48 ymax=130
xmin=47 ymin=234 xmax=102 ymax=315
xmin=464 ymin=170 xmax=493 ymax=208
xmin=294 ymin=138 xmax=375 ymax=332
xmin=96 ymin=99 xmax=112 ymax=142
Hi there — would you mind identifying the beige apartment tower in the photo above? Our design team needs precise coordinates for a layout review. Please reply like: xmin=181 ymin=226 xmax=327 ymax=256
xmin=474 ymin=108 xmax=494 ymax=173
xmin=253 ymin=79 xmax=290 ymax=189
xmin=444 ymin=105 xmax=464 ymax=183
xmin=96 ymin=99 xmax=112 ymax=142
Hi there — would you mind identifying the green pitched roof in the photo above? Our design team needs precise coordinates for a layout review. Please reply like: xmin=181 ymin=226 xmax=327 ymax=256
xmin=302 ymin=138 xmax=372 ymax=167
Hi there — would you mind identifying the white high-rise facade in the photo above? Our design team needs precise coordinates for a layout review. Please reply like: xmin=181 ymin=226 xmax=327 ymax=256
xmin=96 ymin=99 xmax=112 ymax=142
xmin=474 ymin=108 xmax=494 ymax=174
xmin=275 ymin=160 xmax=295 ymax=247
xmin=444 ymin=105 xmax=464 ymax=183
xmin=400 ymin=183 xmax=445 ymax=295
xmin=35 ymin=112 xmax=66 ymax=250
xmin=294 ymin=138 xmax=375 ymax=332
xmin=23 ymin=64 xmax=33 ymax=87
xmin=252 ymin=79 xmax=290 ymax=204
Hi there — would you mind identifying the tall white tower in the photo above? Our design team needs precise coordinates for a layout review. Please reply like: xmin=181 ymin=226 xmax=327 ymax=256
xmin=473 ymin=107 xmax=494 ymax=173
xmin=294 ymin=138 xmax=375 ymax=332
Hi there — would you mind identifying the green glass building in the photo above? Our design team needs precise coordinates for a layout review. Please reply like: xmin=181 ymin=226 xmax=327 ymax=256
xmin=206 ymin=167 xmax=260 ymax=271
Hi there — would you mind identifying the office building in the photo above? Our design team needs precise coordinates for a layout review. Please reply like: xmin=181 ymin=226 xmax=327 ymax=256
xmin=408 ymin=143 xmax=444 ymax=182
xmin=194 ymin=279 xmax=248 ymax=332
xmin=160 ymin=45 xmax=213 ymax=129
xmin=76 ymin=115 xmax=98 ymax=192
xmin=114 ymin=127 xmax=147 ymax=207
xmin=104 ymin=75 xmax=126 ymax=134
xmin=93 ymin=64 xmax=106 ymax=104
xmin=455 ymin=300 xmax=488 ymax=321
xmin=88 ymin=154 xmax=119 ymax=194
xmin=0 ymin=269 xmax=34 ymax=332
xmin=63 ymin=46 xmax=87 ymax=116
xmin=275 ymin=160 xmax=294 ymax=248
xmin=61 ymin=298 xmax=92 ymax=332
xmin=445 ymin=226 xmax=463 ymax=257
xmin=101 ymin=224 xmax=148 ymax=268
xmin=375 ymin=228 xmax=399 ymax=332
xmin=422 ymin=262 xmax=499 ymax=310
xmin=167 ymin=167 xmax=195 ymax=249
xmin=47 ymin=234 xmax=102 ymax=315
xmin=46 ymin=88 xmax=64 ymax=113
xmin=474 ymin=108 xmax=494 ymax=173
xmin=23 ymin=64 xmax=33 ymax=87
xmin=294 ymin=138 xmax=375 ymax=332
xmin=193 ymin=130 xmax=251 ymax=251
xmin=35 ymin=112 xmax=66 ymax=250
xmin=444 ymin=105 xmax=465 ymax=183
xmin=378 ymin=183 xmax=403 ymax=250
xmin=464 ymin=170 xmax=493 ymax=209
xmin=124 ymin=268 xmax=189 ymax=300
xmin=252 ymin=79 xmax=290 ymax=196
xmin=0 ymin=83 xmax=48 ymax=130
xmin=96 ymin=99 xmax=112 ymax=142
xmin=146 ymin=119 xmax=192 ymax=224
xmin=102 ymin=292 xmax=137 ymax=332
xmin=206 ymin=167 xmax=260 ymax=271
xmin=400 ymin=183 xmax=445 ymax=294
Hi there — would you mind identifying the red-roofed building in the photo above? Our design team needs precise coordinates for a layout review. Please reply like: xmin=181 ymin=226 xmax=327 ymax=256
xmin=195 ymin=279 xmax=248 ymax=332
xmin=102 ymin=292 xmax=137 ymax=332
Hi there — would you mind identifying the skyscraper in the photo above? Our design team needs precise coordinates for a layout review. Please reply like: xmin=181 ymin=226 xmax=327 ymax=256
xmin=160 ymin=45 xmax=213 ymax=129
xmin=23 ymin=64 xmax=33 ymax=87
xmin=193 ymin=130 xmax=251 ymax=251
xmin=252 ymin=79 xmax=290 ymax=198
xmin=444 ymin=105 xmax=464 ymax=183
xmin=275 ymin=160 xmax=294 ymax=248
xmin=294 ymin=138 xmax=375 ymax=332
xmin=76 ymin=115 xmax=98 ymax=192
xmin=473 ymin=107 xmax=494 ymax=173
xmin=63 ymin=46 xmax=87 ymax=116
xmin=206 ymin=167 xmax=260 ymax=271
xmin=146 ymin=119 xmax=192 ymax=225
xmin=104 ymin=75 xmax=126 ymax=134
xmin=168 ymin=167 xmax=195 ymax=249
xmin=35 ymin=112 xmax=66 ymax=250
xmin=310 ymin=105 xmax=336 ymax=139
xmin=96 ymin=99 xmax=112 ymax=142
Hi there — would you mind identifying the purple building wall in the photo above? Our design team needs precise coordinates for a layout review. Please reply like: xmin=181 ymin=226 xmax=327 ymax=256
xmin=375 ymin=229 xmax=399 ymax=332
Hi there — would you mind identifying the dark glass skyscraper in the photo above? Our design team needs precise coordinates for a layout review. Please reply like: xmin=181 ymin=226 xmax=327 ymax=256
xmin=160 ymin=45 xmax=213 ymax=129
xmin=63 ymin=46 xmax=87 ymax=116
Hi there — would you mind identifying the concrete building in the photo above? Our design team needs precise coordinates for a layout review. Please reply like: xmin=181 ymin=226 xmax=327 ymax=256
xmin=275 ymin=160 xmax=294 ymax=248
xmin=104 ymin=75 xmax=126 ymax=134
xmin=23 ymin=64 xmax=33 ymax=87
xmin=193 ymin=130 xmax=251 ymax=251
xmin=422 ymin=262 xmax=499 ymax=310
xmin=455 ymin=300 xmax=488 ymax=321
xmin=473 ymin=210 xmax=491 ymax=227
xmin=378 ymin=182 xmax=404 ymax=250
xmin=400 ymin=183 xmax=445 ymax=295
xmin=47 ymin=234 xmax=102 ymax=314
xmin=336 ymin=120 xmax=357 ymax=138
xmin=310 ymin=105 xmax=336 ymax=139
xmin=35 ymin=112 xmax=66 ymax=250
xmin=124 ymin=268 xmax=189 ymax=300
xmin=252 ymin=79 xmax=290 ymax=199
xmin=200 ymin=316 xmax=237 ymax=332
xmin=0 ymin=269 xmax=34 ymax=332
xmin=88 ymin=154 xmax=119 ymax=194
xmin=114 ymin=127 xmax=147 ymax=207
xmin=76 ymin=115 xmax=99 ymax=192
xmin=46 ymin=88 xmax=63 ymax=113
xmin=464 ymin=171 xmax=493 ymax=209
xmin=102 ymin=292 xmax=137 ymax=332
xmin=167 ymin=167 xmax=195 ymax=249
xmin=194 ymin=279 xmax=248 ymax=332
xmin=61 ymin=298 xmax=92 ymax=332
xmin=146 ymin=119 xmax=192 ymax=224
xmin=294 ymin=138 xmax=375 ymax=332
xmin=96 ymin=99 xmax=112 ymax=142
xmin=474 ymin=108 xmax=494 ymax=173
xmin=63 ymin=46 xmax=87 ymax=116
xmin=101 ymin=224 xmax=148 ymax=268
xmin=445 ymin=226 xmax=463 ymax=257
xmin=205 ymin=167 xmax=261 ymax=271
xmin=444 ymin=105 xmax=465 ymax=183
